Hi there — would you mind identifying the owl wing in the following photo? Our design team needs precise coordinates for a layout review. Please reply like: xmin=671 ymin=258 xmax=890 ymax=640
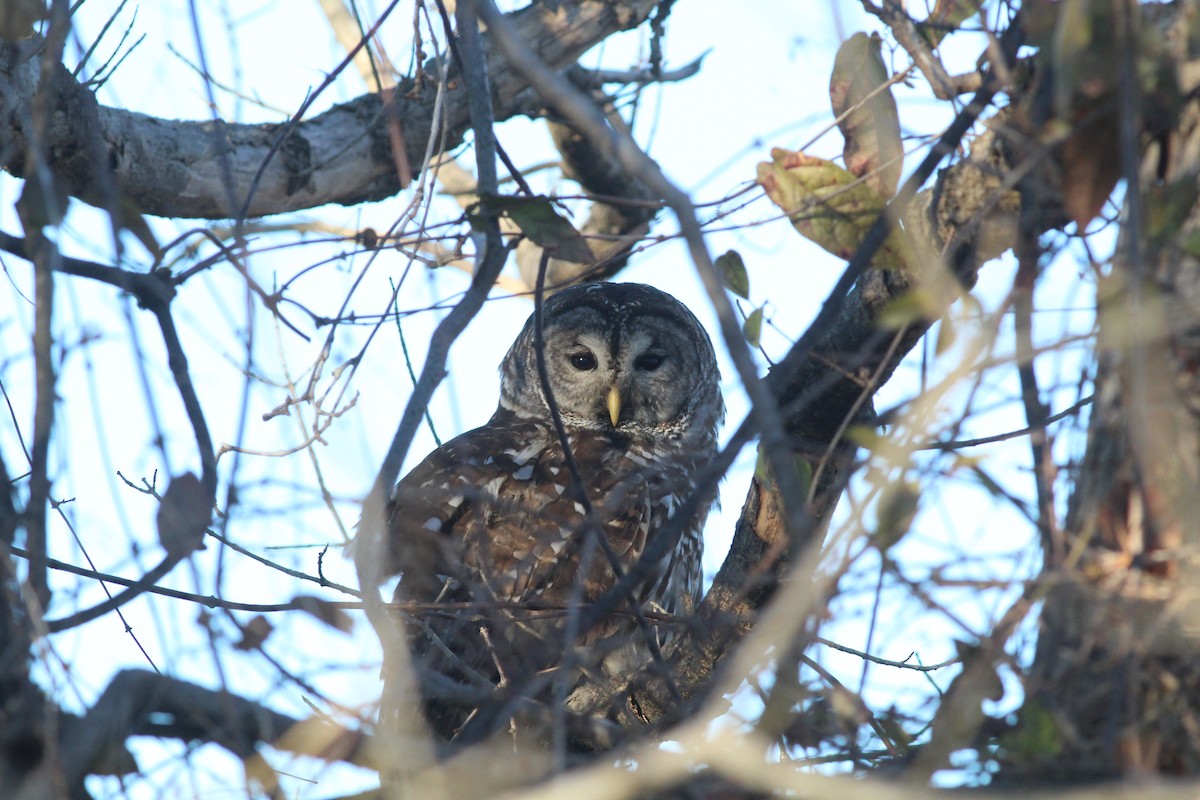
xmin=387 ymin=416 xmax=687 ymax=611
xmin=385 ymin=415 xmax=704 ymax=741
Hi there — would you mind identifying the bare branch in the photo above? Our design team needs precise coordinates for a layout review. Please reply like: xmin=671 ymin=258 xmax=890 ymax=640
xmin=0 ymin=0 xmax=662 ymax=219
xmin=864 ymin=0 xmax=984 ymax=100
xmin=53 ymin=669 xmax=369 ymax=790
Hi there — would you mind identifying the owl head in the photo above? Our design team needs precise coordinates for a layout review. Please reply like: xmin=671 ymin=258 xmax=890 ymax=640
xmin=498 ymin=282 xmax=723 ymax=449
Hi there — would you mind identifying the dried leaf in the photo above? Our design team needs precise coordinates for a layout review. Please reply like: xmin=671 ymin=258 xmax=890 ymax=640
xmin=234 ymin=615 xmax=274 ymax=651
xmin=969 ymin=464 xmax=1009 ymax=500
xmin=716 ymin=250 xmax=750 ymax=299
xmin=17 ymin=171 xmax=69 ymax=232
xmin=1146 ymin=172 xmax=1200 ymax=249
xmin=876 ymin=707 xmax=914 ymax=752
xmin=244 ymin=752 xmax=280 ymax=796
xmin=90 ymin=740 xmax=139 ymax=776
xmin=934 ymin=314 xmax=957 ymax=355
xmin=756 ymin=148 xmax=912 ymax=269
xmin=829 ymin=32 xmax=903 ymax=198
xmin=292 ymin=595 xmax=353 ymax=633
xmin=477 ymin=194 xmax=594 ymax=264
xmin=156 ymin=473 xmax=210 ymax=558
xmin=276 ymin=715 xmax=366 ymax=763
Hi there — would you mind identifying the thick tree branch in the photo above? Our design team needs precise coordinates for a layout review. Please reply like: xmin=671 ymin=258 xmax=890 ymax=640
xmin=48 ymin=669 xmax=369 ymax=793
xmin=565 ymin=15 xmax=1029 ymax=736
xmin=0 ymin=0 xmax=660 ymax=220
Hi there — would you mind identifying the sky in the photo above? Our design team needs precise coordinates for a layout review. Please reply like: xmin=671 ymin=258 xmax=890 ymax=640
xmin=0 ymin=2 xmax=1097 ymax=797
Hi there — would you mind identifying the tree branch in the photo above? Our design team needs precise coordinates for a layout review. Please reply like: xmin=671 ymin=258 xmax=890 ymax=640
xmin=0 ymin=0 xmax=661 ymax=220
xmin=52 ymin=669 xmax=369 ymax=791
xmin=564 ymin=13 xmax=1029 ymax=736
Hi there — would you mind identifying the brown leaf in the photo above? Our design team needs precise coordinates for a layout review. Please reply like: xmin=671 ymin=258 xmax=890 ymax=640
xmin=156 ymin=473 xmax=210 ymax=558
xmin=234 ymin=615 xmax=274 ymax=651
xmin=90 ymin=740 xmax=139 ymax=777
xmin=276 ymin=716 xmax=367 ymax=763
xmin=829 ymin=32 xmax=903 ymax=198
xmin=292 ymin=595 xmax=353 ymax=633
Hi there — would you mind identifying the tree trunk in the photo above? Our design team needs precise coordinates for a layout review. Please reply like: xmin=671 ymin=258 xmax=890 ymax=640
xmin=1009 ymin=0 xmax=1200 ymax=781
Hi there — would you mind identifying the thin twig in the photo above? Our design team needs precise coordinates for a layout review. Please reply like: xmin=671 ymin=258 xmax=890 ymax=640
xmin=815 ymin=636 xmax=960 ymax=672
xmin=42 ymin=553 xmax=182 ymax=633
xmin=206 ymin=530 xmax=361 ymax=598
xmin=22 ymin=0 xmax=74 ymax=614
xmin=475 ymin=0 xmax=807 ymax=555
xmin=863 ymin=0 xmax=984 ymax=99
xmin=59 ymin=669 xmax=370 ymax=789
xmin=357 ymin=0 xmax=511 ymax=783
xmin=800 ymin=654 xmax=899 ymax=758
xmin=235 ymin=0 xmax=406 ymax=223
xmin=565 ymin=55 xmax=706 ymax=89
xmin=920 ymin=396 xmax=1093 ymax=451
xmin=5 ymin=544 xmax=358 ymax=614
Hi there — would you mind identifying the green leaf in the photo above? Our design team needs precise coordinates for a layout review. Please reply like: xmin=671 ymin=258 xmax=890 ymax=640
xmin=476 ymin=194 xmax=594 ymax=263
xmin=743 ymin=306 xmax=764 ymax=348
xmin=756 ymin=149 xmax=912 ymax=269
xmin=1001 ymin=699 xmax=1064 ymax=760
xmin=716 ymin=250 xmax=750 ymax=299
xmin=873 ymin=481 xmax=919 ymax=552
xmin=876 ymin=288 xmax=943 ymax=330
xmin=1146 ymin=177 xmax=1200 ymax=250
xmin=845 ymin=424 xmax=884 ymax=449
xmin=752 ymin=446 xmax=814 ymax=497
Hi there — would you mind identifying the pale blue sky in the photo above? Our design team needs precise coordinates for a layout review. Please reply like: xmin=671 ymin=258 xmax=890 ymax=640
xmin=0 ymin=3 xmax=1090 ymax=796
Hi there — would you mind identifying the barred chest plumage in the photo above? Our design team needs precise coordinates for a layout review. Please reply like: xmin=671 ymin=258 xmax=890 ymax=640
xmin=378 ymin=282 xmax=722 ymax=744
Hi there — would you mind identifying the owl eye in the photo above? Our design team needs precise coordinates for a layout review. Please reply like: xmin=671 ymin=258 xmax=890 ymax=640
xmin=569 ymin=351 xmax=597 ymax=371
xmin=634 ymin=352 xmax=665 ymax=371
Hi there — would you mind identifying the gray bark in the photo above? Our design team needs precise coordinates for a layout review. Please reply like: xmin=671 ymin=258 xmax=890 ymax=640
xmin=0 ymin=0 xmax=658 ymax=219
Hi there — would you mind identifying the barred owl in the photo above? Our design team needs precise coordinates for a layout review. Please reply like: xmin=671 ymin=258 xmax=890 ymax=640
xmin=383 ymin=281 xmax=722 ymax=744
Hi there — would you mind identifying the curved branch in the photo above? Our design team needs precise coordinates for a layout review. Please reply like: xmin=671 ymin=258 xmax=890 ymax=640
xmin=0 ymin=0 xmax=661 ymax=220
xmin=55 ymin=669 xmax=369 ymax=790
xmin=43 ymin=552 xmax=180 ymax=633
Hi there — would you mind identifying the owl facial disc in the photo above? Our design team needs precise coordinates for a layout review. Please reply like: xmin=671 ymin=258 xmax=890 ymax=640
xmin=498 ymin=281 xmax=724 ymax=448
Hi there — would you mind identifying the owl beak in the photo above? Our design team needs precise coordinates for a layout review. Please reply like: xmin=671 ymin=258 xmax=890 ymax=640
xmin=606 ymin=385 xmax=622 ymax=427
